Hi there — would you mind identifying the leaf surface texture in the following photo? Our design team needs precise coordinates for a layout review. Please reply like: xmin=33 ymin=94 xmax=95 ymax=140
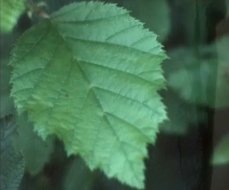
xmin=10 ymin=2 xmax=167 ymax=188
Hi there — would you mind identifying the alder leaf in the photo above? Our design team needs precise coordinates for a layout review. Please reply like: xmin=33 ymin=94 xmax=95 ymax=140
xmin=0 ymin=0 xmax=26 ymax=33
xmin=10 ymin=2 xmax=167 ymax=188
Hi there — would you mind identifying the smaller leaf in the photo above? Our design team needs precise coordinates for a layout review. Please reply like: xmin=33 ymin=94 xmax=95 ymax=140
xmin=212 ymin=133 xmax=229 ymax=165
xmin=0 ymin=115 xmax=24 ymax=190
xmin=130 ymin=0 xmax=170 ymax=42
xmin=227 ymin=0 xmax=229 ymax=15
xmin=0 ymin=0 xmax=26 ymax=33
xmin=63 ymin=156 xmax=96 ymax=190
xmin=159 ymin=90 xmax=207 ymax=135
xmin=0 ymin=59 xmax=14 ymax=117
xmin=214 ymin=36 xmax=229 ymax=107
xmin=164 ymin=46 xmax=229 ymax=108
xmin=13 ymin=114 xmax=55 ymax=175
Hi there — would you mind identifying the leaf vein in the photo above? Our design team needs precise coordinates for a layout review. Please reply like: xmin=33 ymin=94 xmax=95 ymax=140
xmin=52 ymin=12 xmax=128 ymax=24
xmin=105 ymin=112 xmax=151 ymax=142
xmin=130 ymin=35 xmax=153 ymax=47
xmin=11 ymin=29 xmax=48 ymax=64
xmin=78 ymin=60 xmax=156 ymax=85
xmin=93 ymin=86 xmax=158 ymax=116
xmin=66 ymin=35 xmax=154 ymax=55
xmin=77 ymin=60 xmax=141 ymax=183
xmin=11 ymin=68 xmax=43 ymax=81
xmin=105 ymin=24 xmax=141 ymax=41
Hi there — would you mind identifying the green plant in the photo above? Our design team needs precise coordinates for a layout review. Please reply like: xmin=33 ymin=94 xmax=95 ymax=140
xmin=1 ymin=1 xmax=167 ymax=189
xmin=0 ymin=0 xmax=26 ymax=33
xmin=2 ymin=1 xmax=229 ymax=189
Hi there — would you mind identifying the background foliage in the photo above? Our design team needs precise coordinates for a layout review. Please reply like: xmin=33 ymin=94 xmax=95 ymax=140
xmin=1 ymin=0 xmax=229 ymax=190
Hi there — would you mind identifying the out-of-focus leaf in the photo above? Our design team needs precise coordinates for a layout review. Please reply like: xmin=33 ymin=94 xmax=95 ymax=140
xmin=164 ymin=46 xmax=229 ymax=108
xmin=216 ymin=35 xmax=229 ymax=63
xmin=0 ymin=0 xmax=26 ymax=33
xmin=10 ymin=2 xmax=167 ymax=188
xmin=13 ymin=114 xmax=55 ymax=175
xmin=175 ymin=0 xmax=225 ymax=44
xmin=0 ymin=93 xmax=15 ymax=118
xmin=0 ymin=115 xmax=24 ymax=190
xmin=168 ymin=61 xmax=216 ymax=105
xmin=212 ymin=133 xmax=229 ymax=165
xmin=129 ymin=0 xmax=170 ymax=42
xmin=159 ymin=90 xmax=207 ymax=135
xmin=63 ymin=156 xmax=95 ymax=190
xmin=227 ymin=0 xmax=229 ymax=15
xmin=0 ymin=59 xmax=14 ymax=117
xmin=178 ymin=0 xmax=208 ymax=44
xmin=215 ymin=35 xmax=229 ymax=107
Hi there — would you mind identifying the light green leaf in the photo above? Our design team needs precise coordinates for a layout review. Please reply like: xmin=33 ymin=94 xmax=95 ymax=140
xmin=0 ymin=0 xmax=26 ymax=33
xmin=10 ymin=2 xmax=167 ymax=188
xmin=212 ymin=133 xmax=229 ymax=165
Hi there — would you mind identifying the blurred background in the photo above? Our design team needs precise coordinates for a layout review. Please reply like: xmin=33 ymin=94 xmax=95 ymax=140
xmin=1 ymin=0 xmax=229 ymax=189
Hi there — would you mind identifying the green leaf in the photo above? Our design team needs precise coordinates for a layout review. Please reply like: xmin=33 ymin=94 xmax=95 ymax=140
xmin=164 ymin=46 xmax=229 ymax=108
xmin=1 ymin=59 xmax=15 ymax=117
xmin=0 ymin=115 xmax=24 ymax=190
xmin=159 ymin=90 xmax=206 ymax=135
xmin=212 ymin=133 xmax=229 ymax=165
xmin=131 ymin=0 xmax=170 ymax=42
xmin=227 ymin=0 xmax=229 ymax=15
xmin=12 ymin=114 xmax=54 ymax=175
xmin=215 ymin=36 xmax=229 ymax=107
xmin=0 ymin=0 xmax=26 ymax=33
xmin=63 ymin=156 xmax=96 ymax=190
xmin=10 ymin=2 xmax=167 ymax=188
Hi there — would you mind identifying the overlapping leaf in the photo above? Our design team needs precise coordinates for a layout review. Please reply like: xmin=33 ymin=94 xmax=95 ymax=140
xmin=0 ymin=0 xmax=26 ymax=33
xmin=0 ymin=116 xmax=24 ymax=190
xmin=128 ymin=0 xmax=170 ymax=42
xmin=1 ymin=59 xmax=14 ymax=117
xmin=13 ymin=114 xmax=54 ymax=175
xmin=159 ymin=90 xmax=206 ymax=135
xmin=63 ymin=157 xmax=95 ymax=190
xmin=10 ymin=2 xmax=167 ymax=188
xmin=164 ymin=46 xmax=229 ymax=108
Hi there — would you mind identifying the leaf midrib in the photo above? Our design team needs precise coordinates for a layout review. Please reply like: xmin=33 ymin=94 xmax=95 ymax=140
xmin=49 ymin=19 xmax=143 ymax=185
